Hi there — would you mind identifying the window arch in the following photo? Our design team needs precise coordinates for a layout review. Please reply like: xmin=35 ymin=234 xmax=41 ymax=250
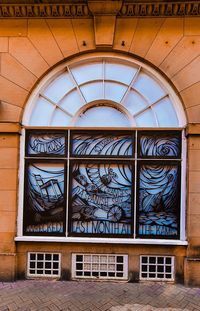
xmin=19 ymin=53 xmax=186 ymax=243
xmin=23 ymin=53 xmax=186 ymax=128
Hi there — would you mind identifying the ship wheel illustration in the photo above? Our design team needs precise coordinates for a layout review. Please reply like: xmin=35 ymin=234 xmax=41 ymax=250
xmin=107 ymin=205 xmax=123 ymax=222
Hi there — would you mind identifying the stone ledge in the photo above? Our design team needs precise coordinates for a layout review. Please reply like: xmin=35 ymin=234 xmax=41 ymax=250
xmin=186 ymin=124 xmax=200 ymax=136
xmin=0 ymin=123 xmax=21 ymax=133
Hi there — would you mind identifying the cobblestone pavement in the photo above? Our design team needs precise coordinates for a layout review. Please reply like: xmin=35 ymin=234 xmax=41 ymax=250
xmin=0 ymin=280 xmax=200 ymax=311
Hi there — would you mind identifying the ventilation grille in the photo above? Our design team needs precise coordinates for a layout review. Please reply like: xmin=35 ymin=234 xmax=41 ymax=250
xmin=27 ymin=252 xmax=61 ymax=277
xmin=140 ymin=255 xmax=174 ymax=281
xmin=72 ymin=254 xmax=128 ymax=280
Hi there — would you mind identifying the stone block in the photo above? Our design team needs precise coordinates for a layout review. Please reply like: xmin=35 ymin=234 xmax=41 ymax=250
xmin=46 ymin=19 xmax=79 ymax=57
xmin=184 ymin=258 xmax=200 ymax=287
xmin=181 ymin=82 xmax=200 ymax=109
xmin=0 ymin=75 xmax=28 ymax=108
xmin=0 ymin=102 xmax=22 ymax=123
xmin=188 ymin=171 xmax=200 ymax=193
xmin=0 ymin=148 xmax=18 ymax=169
xmin=94 ymin=16 xmax=115 ymax=46
xmin=172 ymin=55 xmax=200 ymax=91
xmin=0 ymin=134 xmax=19 ymax=148
xmin=184 ymin=18 xmax=200 ymax=35
xmin=113 ymin=18 xmax=138 ymax=52
xmin=0 ymin=190 xmax=17 ymax=212
xmin=130 ymin=18 xmax=164 ymax=58
xmin=145 ymin=18 xmax=183 ymax=66
xmin=1 ymin=53 xmax=37 ymax=91
xmin=0 ymin=253 xmax=16 ymax=281
xmin=186 ymin=105 xmax=200 ymax=124
xmin=28 ymin=19 xmax=63 ymax=66
xmin=160 ymin=36 xmax=200 ymax=78
xmin=0 ymin=37 xmax=8 ymax=52
xmin=0 ymin=20 xmax=27 ymax=37
xmin=9 ymin=37 xmax=49 ymax=78
xmin=0 ymin=211 xmax=16 ymax=233
xmin=188 ymin=149 xmax=200 ymax=171
xmin=72 ymin=19 xmax=95 ymax=51
xmin=0 ymin=169 xmax=18 ymax=190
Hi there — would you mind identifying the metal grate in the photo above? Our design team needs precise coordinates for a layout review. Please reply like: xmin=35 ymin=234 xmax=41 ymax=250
xmin=140 ymin=255 xmax=174 ymax=281
xmin=72 ymin=254 xmax=128 ymax=280
xmin=27 ymin=252 xmax=61 ymax=277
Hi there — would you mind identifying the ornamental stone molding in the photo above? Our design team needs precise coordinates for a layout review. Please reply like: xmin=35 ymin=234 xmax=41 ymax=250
xmin=0 ymin=1 xmax=200 ymax=18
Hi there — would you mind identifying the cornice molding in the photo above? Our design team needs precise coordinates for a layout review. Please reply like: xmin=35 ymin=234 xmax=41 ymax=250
xmin=0 ymin=2 xmax=200 ymax=18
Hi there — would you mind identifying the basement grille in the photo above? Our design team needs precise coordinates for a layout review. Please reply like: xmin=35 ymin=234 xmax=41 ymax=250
xmin=140 ymin=255 xmax=174 ymax=281
xmin=72 ymin=254 xmax=128 ymax=280
xmin=27 ymin=252 xmax=61 ymax=277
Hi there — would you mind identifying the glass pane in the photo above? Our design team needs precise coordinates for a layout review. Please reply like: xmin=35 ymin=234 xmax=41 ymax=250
xmin=59 ymin=90 xmax=84 ymax=115
xmin=70 ymin=62 xmax=103 ymax=85
xmin=104 ymin=82 xmax=127 ymax=102
xmin=138 ymin=132 xmax=181 ymax=158
xmin=71 ymin=132 xmax=133 ymax=157
xmin=50 ymin=108 xmax=71 ymax=126
xmin=27 ymin=132 xmax=66 ymax=156
xmin=29 ymin=97 xmax=54 ymax=126
xmin=43 ymin=72 xmax=75 ymax=103
xmin=137 ymin=162 xmax=180 ymax=238
xmin=153 ymin=97 xmax=179 ymax=127
xmin=123 ymin=90 xmax=148 ymax=115
xmin=24 ymin=163 xmax=65 ymax=236
xmin=135 ymin=109 xmax=157 ymax=127
xmin=80 ymin=82 xmax=103 ymax=102
xmin=134 ymin=72 xmax=166 ymax=103
xmin=105 ymin=62 xmax=138 ymax=85
xmin=75 ymin=106 xmax=131 ymax=127
xmin=70 ymin=162 xmax=133 ymax=236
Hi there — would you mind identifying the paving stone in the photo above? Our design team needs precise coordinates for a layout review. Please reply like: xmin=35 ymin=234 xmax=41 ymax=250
xmin=0 ymin=281 xmax=199 ymax=311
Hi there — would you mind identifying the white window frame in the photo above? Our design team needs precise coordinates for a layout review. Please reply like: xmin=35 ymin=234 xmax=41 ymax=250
xmin=27 ymin=252 xmax=61 ymax=278
xmin=16 ymin=52 xmax=187 ymax=246
xmin=16 ymin=127 xmax=187 ymax=245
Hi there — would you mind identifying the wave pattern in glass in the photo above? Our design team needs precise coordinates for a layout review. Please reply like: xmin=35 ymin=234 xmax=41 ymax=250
xmin=24 ymin=163 xmax=65 ymax=235
xmin=27 ymin=133 xmax=66 ymax=156
xmin=139 ymin=132 xmax=181 ymax=158
xmin=71 ymin=133 xmax=133 ymax=157
xmin=137 ymin=163 xmax=180 ymax=238
xmin=70 ymin=162 xmax=132 ymax=236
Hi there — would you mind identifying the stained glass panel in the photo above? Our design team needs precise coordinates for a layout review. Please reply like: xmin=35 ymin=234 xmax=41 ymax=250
xmin=69 ymin=161 xmax=133 ymax=236
xmin=71 ymin=132 xmax=133 ymax=157
xmin=27 ymin=132 xmax=66 ymax=156
xmin=138 ymin=132 xmax=181 ymax=158
xmin=23 ymin=162 xmax=66 ymax=235
xmin=137 ymin=162 xmax=180 ymax=238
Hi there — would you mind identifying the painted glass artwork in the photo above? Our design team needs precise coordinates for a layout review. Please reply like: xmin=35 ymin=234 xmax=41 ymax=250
xmin=24 ymin=162 xmax=65 ymax=235
xmin=27 ymin=132 xmax=66 ymax=156
xmin=70 ymin=162 xmax=132 ymax=236
xmin=71 ymin=132 xmax=133 ymax=157
xmin=138 ymin=132 xmax=181 ymax=158
xmin=137 ymin=163 xmax=180 ymax=238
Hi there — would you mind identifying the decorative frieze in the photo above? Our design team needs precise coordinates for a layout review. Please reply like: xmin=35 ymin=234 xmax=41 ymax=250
xmin=120 ymin=1 xmax=200 ymax=17
xmin=0 ymin=4 xmax=91 ymax=18
xmin=0 ymin=2 xmax=199 ymax=18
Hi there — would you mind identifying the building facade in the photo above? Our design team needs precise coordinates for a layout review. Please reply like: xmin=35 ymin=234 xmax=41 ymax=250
xmin=0 ymin=0 xmax=200 ymax=286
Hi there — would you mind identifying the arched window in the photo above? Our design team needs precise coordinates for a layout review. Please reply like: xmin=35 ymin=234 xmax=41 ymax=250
xmin=18 ymin=53 xmax=187 ymax=243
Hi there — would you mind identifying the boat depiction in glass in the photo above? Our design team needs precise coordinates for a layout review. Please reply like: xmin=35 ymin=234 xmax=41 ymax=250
xmin=137 ymin=163 xmax=180 ymax=238
xmin=70 ymin=162 xmax=133 ymax=236
xmin=24 ymin=163 xmax=65 ymax=235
